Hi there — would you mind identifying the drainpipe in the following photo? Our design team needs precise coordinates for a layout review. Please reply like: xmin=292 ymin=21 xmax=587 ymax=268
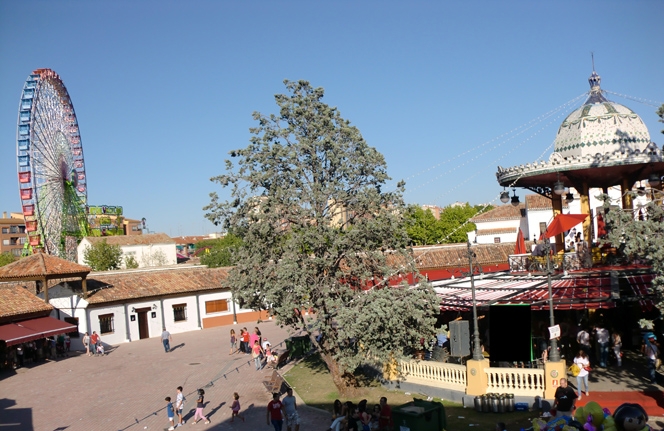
xmin=160 ymin=298 xmax=165 ymax=330
xmin=195 ymin=294 xmax=202 ymax=329
xmin=124 ymin=303 xmax=131 ymax=342
xmin=231 ymin=290 xmax=238 ymax=324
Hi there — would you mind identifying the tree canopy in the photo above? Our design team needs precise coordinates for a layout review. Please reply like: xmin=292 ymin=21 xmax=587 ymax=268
xmin=405 ymin=203 xmax=491 ymax=245
xmin=204 ymin=80 xmax=439 ymax=394
xmin=657 ymin=103 xmax=664 ymax=135
xmin=83 ymin=239 xmax=123 ymax=271
xmin=0 ymin=252 xmax=15 ymax=267
xmin=196 ymin=233 xmax=243 ymax=268
xmin=601 ymin=193 xmax=664 ymax=312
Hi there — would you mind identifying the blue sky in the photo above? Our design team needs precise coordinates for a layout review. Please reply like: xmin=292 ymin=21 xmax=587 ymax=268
xmin=1 ymin=1 xmax=662 ymax=236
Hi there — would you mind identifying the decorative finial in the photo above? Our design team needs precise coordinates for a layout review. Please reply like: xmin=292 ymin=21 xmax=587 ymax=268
xmin=584 ymin=53 xmax=607 ymax=104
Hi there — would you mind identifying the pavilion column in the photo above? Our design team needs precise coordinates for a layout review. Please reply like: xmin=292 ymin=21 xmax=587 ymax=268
xmin=551 ymin=194 xmax=564 ymax=253
xmin=82 ymin=276 xmax=88 ymax=299
xmin=43 ymin=277 xmax=49 ymax=303
xmin=621 ymin=178 xmax=634 ymax=210
xmin=580 ymin=181 xmax=592 ymax=244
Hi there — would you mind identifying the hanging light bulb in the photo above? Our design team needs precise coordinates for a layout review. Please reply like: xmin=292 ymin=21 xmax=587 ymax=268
xmin=510 ymin=188 xmax=520 ymax=207
xmin=553 ymin=172 xmax=565 ymax=196
xmin=565 ymin=192 xmax=574 ymax=204
xmin=500 ymin=189 xmax=510 ymax=204
xmin=648 ymin=173 xmax=661 ymax=188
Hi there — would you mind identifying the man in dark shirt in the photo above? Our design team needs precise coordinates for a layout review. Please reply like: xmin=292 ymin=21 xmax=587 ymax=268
xmin=553 ymin=378 xmax=577 ymax=418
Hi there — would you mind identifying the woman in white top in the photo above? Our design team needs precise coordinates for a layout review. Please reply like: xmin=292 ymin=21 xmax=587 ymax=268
xmin=574 ymin=350 xmax=590 ymax=399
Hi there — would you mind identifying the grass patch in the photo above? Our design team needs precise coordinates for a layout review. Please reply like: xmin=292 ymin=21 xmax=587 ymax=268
xmin=283 ymin=354 xmax=538 ymax=430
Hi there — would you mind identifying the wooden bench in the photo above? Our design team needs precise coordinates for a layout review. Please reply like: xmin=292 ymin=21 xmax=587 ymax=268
xmin=263 ymin=370 xmax=288 ymax=394
xmin=275 ymin=349 xmax=289 ymax=369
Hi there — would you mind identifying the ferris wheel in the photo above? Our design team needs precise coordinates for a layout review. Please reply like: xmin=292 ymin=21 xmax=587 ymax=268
xmin=16 ymin=68 xmax=89 ymax=261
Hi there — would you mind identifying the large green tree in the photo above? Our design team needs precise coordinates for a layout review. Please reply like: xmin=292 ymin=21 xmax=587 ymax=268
xmin=0 ymin=252 xmax=16 ymax=267
xmin=197 ymin=233 xmax=243 ymax=268
xmin=83 ymin=239 xmax=123 ymax=271
xmin=601 ymin=193 xmax=664 ymax=312
xmin=204 ymin=80 xmax=439 ymax=394
xmin=657 ymin=103 xmax=664 ymax=134
xmin=404 ymin=203 xmax=491 ymax=245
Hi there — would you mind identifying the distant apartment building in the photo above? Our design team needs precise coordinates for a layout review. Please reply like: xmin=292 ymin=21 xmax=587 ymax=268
xmin=421 ymin=205 xmax=443 ymax=220
xmin=0 ymin=212 xmax=27 ymax=257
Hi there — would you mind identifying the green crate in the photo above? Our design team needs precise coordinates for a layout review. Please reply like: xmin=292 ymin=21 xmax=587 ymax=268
xmin=392 ymin=398 xmax=446 ymax=431
xmin=285 ymin=335 xmax=311 ymax=358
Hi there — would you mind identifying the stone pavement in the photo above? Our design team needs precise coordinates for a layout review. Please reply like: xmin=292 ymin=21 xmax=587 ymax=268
xmin=0 ymin=321 xmax=331 ymax=431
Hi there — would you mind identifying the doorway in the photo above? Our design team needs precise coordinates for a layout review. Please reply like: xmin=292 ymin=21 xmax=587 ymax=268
xmin=136 ymin=307 xmax=151 ymax=339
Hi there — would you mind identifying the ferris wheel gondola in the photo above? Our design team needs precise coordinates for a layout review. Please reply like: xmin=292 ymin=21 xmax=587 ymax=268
xmin=16 ymin=68 xmax=89 ymax=261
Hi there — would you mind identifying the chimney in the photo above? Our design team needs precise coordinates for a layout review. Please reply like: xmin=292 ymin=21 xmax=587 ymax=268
xmin=2 ymin=212 xmax=6 ymax=219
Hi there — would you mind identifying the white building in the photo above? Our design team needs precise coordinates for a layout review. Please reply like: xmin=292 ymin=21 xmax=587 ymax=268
xmin=39 ymin=265 xmax=267 ymax=351
xmin=77 ymin=233 xmax=177 ymax=268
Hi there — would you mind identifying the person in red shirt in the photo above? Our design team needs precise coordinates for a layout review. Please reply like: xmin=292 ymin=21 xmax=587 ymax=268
xmin=90 ymin=331 xmax=100 ymax=356
xmin=267 ymin=393 xmax=284 ymax=431
xmin=242 ymin=328 xmax=251 ymax=354
xmin=379 ymin=397 xmax=392 ymax=431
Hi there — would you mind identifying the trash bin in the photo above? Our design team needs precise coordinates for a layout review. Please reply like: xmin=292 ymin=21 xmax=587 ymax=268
xmin=285 ymin=336 xmax=311 ymax=358
xmin=474 ymin=395 xmax=483 ymax=413
xmin=505 ymin=393 xmax=515 ymax=412
xmin=392 ymin=399 xmax=446 ymax=431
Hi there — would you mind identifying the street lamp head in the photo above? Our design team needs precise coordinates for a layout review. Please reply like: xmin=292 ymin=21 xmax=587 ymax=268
xmin=553 ymin=180 xmax=566 ymax=196
xmin=565 ymin=192 xmax=574 ymax=204
xmin=510 ymin=188 xmax=519 ymax=207
xmin=637 ymin=186 xmax=647 ymax=197
xmin=500 ymin=191 xmax=510 ymax=204
xmin=648 ymin=173 xmax=661 ymax=188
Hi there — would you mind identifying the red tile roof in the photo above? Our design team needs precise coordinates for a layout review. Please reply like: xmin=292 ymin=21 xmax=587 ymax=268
xmin=476 ymin=228 xmax=518 ymax=236
xmin=72 ymin=266 xmax=231 ymax=304
xmin=172 ymin=236 xmax=209 ymax=245
xmin=470 ymin=204 xmax=524 ymax=222
xmin=411 ymin=243 xmax=518 ymax=269
xmin=526 ymin=194 xmax=569 ymax=210
xmin=0 ymin=253 xmax=91 ymax=281
xmin=0 ymin=283 xmax=53 ymax=319
xmin=83 ymin=233 xmax=175 ymax=246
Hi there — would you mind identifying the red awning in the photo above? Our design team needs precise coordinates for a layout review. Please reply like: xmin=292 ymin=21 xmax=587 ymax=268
xmin=504 ymin=277 xmax=615 ymax=310
xmin=0 ymin=317 xmax=76 ymax=347
xmin=626 ymin=274 xmax=655 ymax=311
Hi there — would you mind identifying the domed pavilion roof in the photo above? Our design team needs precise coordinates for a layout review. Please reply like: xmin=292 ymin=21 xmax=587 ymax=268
xmin=496 ymin=69 xmax=664 ymax=191
xmin=553 ymin=71 xmax=651 ymax=159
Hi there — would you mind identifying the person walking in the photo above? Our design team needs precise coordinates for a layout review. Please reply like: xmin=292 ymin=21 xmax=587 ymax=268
xmin=267 ymin=392 xmax=283 ymax=431
xmin=231 ymin=392 xmax=245 ymax=422
xmin=553 ymin=378 xmax=577 ymax=418
xmin=191 ymin=389 xmax=210 ymax=425
xmin=175 ymin=386 xmax=186 ymax=426
xmin=83 ymin=332 xmax=90 ymax=356
xmin=165 ymin=396 xmax=176 ymax=431
xmin=576 ymin=327 xmax=591 ymax=359
xmin=252 ymin=340 xmax=264 ymax=371
xmin=230 ymin=329 xmax=237 ymax=355
xmin=574 ymin=350 xmax=590 ymax=399
xmin=161 ymin=328 xmax=172 ymax=353
xmin=642 ymin=335 xmax=659 ymax=384
xmin=282 ymin=387 xmax=300 ymax=431
xmin=595 ymin=325 xmax=610 ymax=367
xmin=242 ymin=328 xmax=250 ymax=354
xmin=90 ymin=331 xmax=100 ymax=356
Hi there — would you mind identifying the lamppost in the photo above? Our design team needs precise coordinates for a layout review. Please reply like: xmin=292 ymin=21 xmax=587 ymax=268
xmin=542 ymin=238 xmax=561 ymax=362
xmin=467 ymin=241 xmax=484 ymax=361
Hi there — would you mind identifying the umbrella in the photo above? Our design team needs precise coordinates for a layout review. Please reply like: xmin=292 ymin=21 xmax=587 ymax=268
xmin=514 ymin=228 xmax=527 ymax=254
xmin=544 ymin=213 xmax=589 ymax=239
xmin=596 ymin=213 xmax=607 ymax=237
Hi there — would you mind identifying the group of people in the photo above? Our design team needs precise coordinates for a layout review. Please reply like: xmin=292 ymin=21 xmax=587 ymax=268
xmin=82 ymin=331 xmax=104 ymax=356
xmin=164 ymin=385 xmax=211 ymax=430
xmin=230 ymin=326 xmax=278 ymax=370
xmin=4 ymin=334 xmax=71 ymax=369
xmin=267 ymin=387 xmax=300 ymax=431
xmin=327 ymin=397 xmax=392 ymax=431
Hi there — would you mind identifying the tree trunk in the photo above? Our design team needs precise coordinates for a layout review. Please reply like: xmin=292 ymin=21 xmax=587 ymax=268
xmin=319 ymin=351 xmax=358 ymax=397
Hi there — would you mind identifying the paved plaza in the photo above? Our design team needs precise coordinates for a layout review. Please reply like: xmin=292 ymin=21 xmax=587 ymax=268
xmin=0 ymin=321 xmax=331 ymax=431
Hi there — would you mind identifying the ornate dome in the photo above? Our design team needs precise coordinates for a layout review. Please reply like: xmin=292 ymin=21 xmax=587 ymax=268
xmin=553 ymin=70 xmax=651 ymax=159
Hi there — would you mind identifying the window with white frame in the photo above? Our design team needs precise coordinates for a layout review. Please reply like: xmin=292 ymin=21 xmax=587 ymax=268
xmin=99 ymin=314 xmax=114 ymax=334
xmin=494 ymin=237 xmax=501 ymax=243
xmin=173 ymin=303 xmax=187 ymax=321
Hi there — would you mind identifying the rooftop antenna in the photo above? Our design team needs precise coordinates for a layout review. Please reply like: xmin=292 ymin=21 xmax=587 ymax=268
xmin=591 ymin=51 xmax=595 ymax=71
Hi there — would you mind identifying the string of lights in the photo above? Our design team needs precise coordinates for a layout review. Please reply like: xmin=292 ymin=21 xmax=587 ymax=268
xmin=604 ymin=90 xmax=663 ymax=108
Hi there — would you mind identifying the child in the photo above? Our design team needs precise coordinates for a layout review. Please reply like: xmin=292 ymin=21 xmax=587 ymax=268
xmin=96 ymin=343 xmax=105 ymax=356
xmin=176 ymin=386 xmax=185 ymax=426
xmin=165 ymin=397 xmax=175 ymax=431
xmin=252 ymin=340 xmax=264 ymax=370
xmin=230 ymin=329 xmax=237 ymax=355
xmin=230 ymin=392 xmax=245 ymax=422
xmin=191 ymin=389 xmax=210 ymax=425
xmin=265 ymin=343 xmax=277 ymax=368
